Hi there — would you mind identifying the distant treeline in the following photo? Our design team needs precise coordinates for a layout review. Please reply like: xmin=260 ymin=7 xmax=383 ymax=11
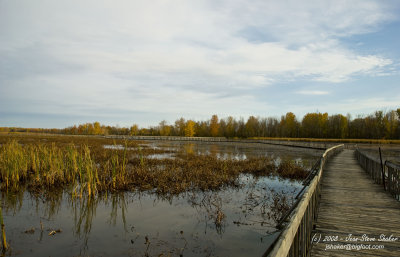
xmin=1 ymin=109 xmax=399 ymax=139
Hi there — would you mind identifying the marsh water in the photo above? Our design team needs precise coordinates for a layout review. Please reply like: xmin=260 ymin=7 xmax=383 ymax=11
xmin=1 ymin=141 xmax=323 ymax=257
xmin=358 ymin=145 xmax=400 ymax=163
xmin=136 ymin=140 xmax=323 ymax=166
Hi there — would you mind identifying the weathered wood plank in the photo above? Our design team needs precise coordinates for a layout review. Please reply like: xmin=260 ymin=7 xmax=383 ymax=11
xmin=310 ymin=149 xmax=400 ymax=257
xmin=266 ymin=145 xmax=344 ymax=257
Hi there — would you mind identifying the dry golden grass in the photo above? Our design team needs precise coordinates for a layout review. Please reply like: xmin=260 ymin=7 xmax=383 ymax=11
xmin=0 ymin=134 xmax=308 ymax=197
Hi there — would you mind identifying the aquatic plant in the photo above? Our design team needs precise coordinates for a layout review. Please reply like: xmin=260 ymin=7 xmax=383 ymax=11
xmin=0 ymin=206 xmax=7 ymax=252
xmin=78 ymin=145 xmax=99 ymax=197
xmin=0 ymin=135 xmax=309 ymax=197
xmin=0 ymin=140 xmax=29 ymax=190
xmin=267 ymin=191 xmax=293 ymax=223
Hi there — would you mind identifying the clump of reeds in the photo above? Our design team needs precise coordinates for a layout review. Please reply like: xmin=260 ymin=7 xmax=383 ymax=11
xmin=267 ymin=191 xmax=293 ymax=223
xmin=0 ymin=137 xmax=308 ymax=197
xmin=0 ymin=140 xmax=29 ymax=190
xmin=30 ymin=143 xmax=66 ymax=188
xmin=276 ymin=160 xmax=308 ymax=179
xmin=77 ymin=145 xmax=99 ymax=198
xmin=0 ymin=207 xmax=7 ymax=252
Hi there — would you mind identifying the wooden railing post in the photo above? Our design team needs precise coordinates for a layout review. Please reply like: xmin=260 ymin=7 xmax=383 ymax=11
xmin=265 ymin=144 xmax=344 ymax=257
xmin=379 ymin=147 xmax=386 ymax=190
xmin=356 ymin=149 xmax=399 ymax=201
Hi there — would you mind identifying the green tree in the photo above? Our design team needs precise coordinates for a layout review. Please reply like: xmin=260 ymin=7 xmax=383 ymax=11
xmin=301 ymin=112 xmax=328 ymax=138
xmin=266 ymin=117 xmax=279 ymax=137
xmin=159 ymin=120 xmax=171 ymax=136
xmin=280 ymin=112 xmax=299 ymax=137
xmin=384 ymin=111 xmax=398 ymax=139
xmin=328 ymin=114 xmax=348 ymax=139
xmin=245 ymin=116 xmax=259 ymax=137
xmin=225 ymin=116 xmax=236 ymax=138
xmin=195 ymin=121 xmax=209 ymax=137
xmin=175 ymin=118 xmax=186 ymax=136
xmin=301 ymin=113 xmax=319 ymax=138
xmin=374 ymin=111 xmax=385 ymax=139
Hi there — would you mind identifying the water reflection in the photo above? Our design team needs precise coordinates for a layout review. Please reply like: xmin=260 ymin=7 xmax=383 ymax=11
xmin=184 ymin=143 xmax=195 ymax=155
xmin=1 ymin=190 xmax=24 ymax=214
xmin=0 ymin=175 xmax=301 ymax=257
xmin=105 ymin=141 xmax=321 ymax=171
xmin=147 ymin=141 xmax=322 ymax=169
xmin=0 ymin=140 xmax=317 ymax=256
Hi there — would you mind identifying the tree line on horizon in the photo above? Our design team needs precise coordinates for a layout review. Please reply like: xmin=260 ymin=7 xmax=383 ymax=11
xmin=1 ymin=109 xmax=399 ymax=140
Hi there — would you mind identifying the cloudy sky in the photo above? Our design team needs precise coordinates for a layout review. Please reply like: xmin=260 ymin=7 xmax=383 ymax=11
xmin=1 ymin=0 xmax=399 ymax=128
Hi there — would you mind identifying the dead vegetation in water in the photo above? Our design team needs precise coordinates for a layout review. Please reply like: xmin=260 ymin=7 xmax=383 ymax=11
xmin=0 ymin=182 xmax=294 ymax=256
xmin=267 ymin=190 xmax=293 ymax=223
xmin=0 ymin=135 xmax=308 ymax=197
xmin=188 ymin=193 xmax=227 ymax=234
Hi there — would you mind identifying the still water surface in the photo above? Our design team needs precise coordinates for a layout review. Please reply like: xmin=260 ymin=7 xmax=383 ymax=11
xmin=2 ymin=141 xmax=321 ymax=256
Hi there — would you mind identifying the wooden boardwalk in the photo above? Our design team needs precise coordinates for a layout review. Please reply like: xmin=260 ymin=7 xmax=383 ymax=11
xmin=311 ymin=149 xmax=400 ymax=256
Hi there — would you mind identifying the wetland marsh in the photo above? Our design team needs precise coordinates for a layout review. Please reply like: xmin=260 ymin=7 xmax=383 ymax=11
xmin=0 ymin=134 xmax=323 ymax=256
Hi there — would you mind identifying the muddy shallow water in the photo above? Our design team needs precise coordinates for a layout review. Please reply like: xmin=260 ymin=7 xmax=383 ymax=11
xmin=1 ymin=141 xmax=321 ymax=257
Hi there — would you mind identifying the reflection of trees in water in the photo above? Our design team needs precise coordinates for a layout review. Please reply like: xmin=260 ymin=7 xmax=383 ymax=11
xmin=183 ymin=143 xmax=195 ymax=155
xmin=209 ymin=144 xmax=220 ymax=157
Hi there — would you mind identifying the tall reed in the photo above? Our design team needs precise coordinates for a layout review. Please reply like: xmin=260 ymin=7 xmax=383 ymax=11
xmin=0 ymin=140 xmax=28 ymax=190
xmin=107 ymin=141 xmax=128 ymax=190
xmin=0 ymin=206 xmax=7 ymax=252
xmin=0 ymin=136 xmax=309 ymax=197
xmin=78 ymin=145 xmax=99 ymax=198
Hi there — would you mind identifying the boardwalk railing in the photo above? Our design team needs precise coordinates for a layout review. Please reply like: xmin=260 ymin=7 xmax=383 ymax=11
xmin=265 ymin=144 xmax=344 ymax=257
xmin=355 ymin=149 xmax=400 ymax=201
xmin=104 ymin=135 xmax=329 ymax=149
xmin=105 ymin=135 xmax=228 ymax=142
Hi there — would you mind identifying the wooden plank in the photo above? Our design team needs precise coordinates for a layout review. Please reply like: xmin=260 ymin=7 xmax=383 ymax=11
xmin=310 ymin=149 xmax=400 ymax=257
xmin=267 ymin=145 xmax=344 ymax=257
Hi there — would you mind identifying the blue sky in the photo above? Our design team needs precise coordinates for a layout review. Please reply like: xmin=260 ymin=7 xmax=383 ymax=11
xmin=1 ymin=0 xmax=399 ymax=128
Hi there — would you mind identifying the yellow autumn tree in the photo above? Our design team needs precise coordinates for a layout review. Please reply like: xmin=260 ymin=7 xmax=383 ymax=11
xmin=93 ymin=122 xmax=102 ymax=135
xmin=130 ymin=124 xmax=139 ymax=136
xmin=159 ymin=120 xmax=171 ymax=136
xmin=280 ymin=112 xmax=299 ymax=137
xmin=210 ymin=114 xmax=220 ymax=137
xmin=185 ymin=120 xmax=196 ymax=137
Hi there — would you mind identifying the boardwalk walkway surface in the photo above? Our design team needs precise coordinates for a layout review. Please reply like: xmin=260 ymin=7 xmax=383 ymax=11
xmin=310 ymin=149 xmax=400 ymax=256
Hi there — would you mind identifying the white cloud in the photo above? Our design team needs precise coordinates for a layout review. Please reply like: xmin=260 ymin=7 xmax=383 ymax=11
xmin=296 ymin=90 xmax=330 ymax=95
xmin=1 ymin=0 xmax=395 ymax=80
xmin=0 ymin=0 xmax=399 ymax=126
xmin=290 ymin=96 xmax=400 ymax=118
